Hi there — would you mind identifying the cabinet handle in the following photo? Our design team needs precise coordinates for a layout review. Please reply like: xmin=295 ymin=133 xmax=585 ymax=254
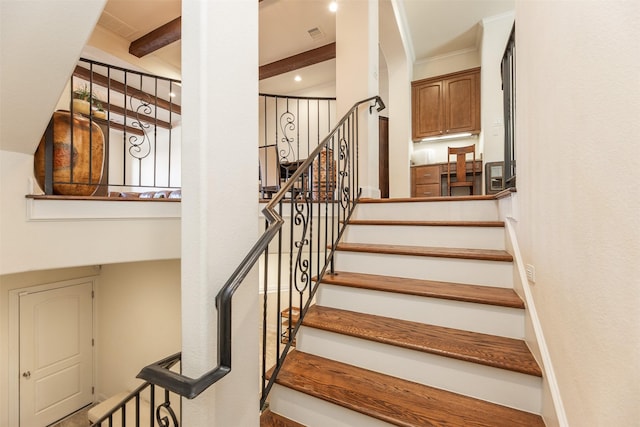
xmin=423 ymin=173 xmax=431 ymax=178
xmin=423 ymin=192 xmax=432 ymax=196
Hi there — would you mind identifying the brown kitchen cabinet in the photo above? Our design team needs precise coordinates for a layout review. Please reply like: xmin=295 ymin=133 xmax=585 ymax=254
xmin=412 ymin=68 xmax=481 ymax=141
xmin=411 ymin=161 xmax=483 ymax=197
xmin=411 ymin=165 xmax=440 ymax=197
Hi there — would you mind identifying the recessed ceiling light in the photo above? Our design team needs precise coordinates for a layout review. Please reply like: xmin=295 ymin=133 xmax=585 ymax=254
xmin=329 ymin=1 xmax=338 ymax=12
xmin=294 ymin=75 xmax=302 ymax=82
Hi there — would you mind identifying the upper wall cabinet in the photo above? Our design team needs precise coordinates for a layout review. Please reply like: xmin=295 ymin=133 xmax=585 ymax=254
xmin=411 ymin=67 xmax=481 ymax=141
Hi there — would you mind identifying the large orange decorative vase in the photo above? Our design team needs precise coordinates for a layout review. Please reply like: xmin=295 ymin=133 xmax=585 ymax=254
xmin=34 ymin=110 xmax=105 ymax=196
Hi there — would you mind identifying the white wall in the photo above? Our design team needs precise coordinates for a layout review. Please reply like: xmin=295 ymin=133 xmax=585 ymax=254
xmin=0 ymin=0 xmax=107 ymax=154
xmin=336 ymin=0 xmax=381 ymax=198
xmin=0 ymin=151 xmax=181 ymax=276
xmin=480 ymin=12 xmax=514 ymax=166
xmin=413 ymin=48 xmax=480 ymax=81
xmin=515 ymin=1 xmax=640 ymax=425
xmin=380 ymin=0 xmax=412 ymax=198
xmin=96 ymin=260 xmax=181 ymax=400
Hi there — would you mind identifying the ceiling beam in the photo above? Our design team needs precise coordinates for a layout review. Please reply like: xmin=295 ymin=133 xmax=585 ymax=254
xmin=259 ymin=42 xmax=336 ymax=80
xmin=129 ymin=17 xmax=181 ymax=58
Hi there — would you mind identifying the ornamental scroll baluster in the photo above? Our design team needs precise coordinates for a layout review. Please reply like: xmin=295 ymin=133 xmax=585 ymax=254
xmin=127 ymin=93 xmax=154 ymax=160
xmin=292 ymin=192 xmax=311 ymax=294
xmin=338 ymin=136 xmax=351 ymax=209
xmin=155 ymin=399 xmax=179 ymax=427
xmin=278 ymin=109 xmax=296 ymax=163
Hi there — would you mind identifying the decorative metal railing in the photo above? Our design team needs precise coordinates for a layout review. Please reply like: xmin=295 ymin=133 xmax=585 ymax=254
xmin=36 ymin=58 xmax=182 ymax=197
xmin=501 ymin=25 xmax=516 ymax=188
xmin=137 ymin=96 xmax=385 ymax=410
xmin=258 ymin=93 xmax=336 ymax=199
xmin=92 ymin=353 xmax=181 ymax=426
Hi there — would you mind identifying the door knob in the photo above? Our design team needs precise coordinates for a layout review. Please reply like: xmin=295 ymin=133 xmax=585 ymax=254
xmin=22 ymin=371 xmax=31 ymax=379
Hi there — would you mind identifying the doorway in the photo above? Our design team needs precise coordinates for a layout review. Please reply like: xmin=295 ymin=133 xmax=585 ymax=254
xmin=14 ymin=278 xmax=94 ymax=427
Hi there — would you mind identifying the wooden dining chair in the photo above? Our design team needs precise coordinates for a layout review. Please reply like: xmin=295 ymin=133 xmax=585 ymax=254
xmin=447 ymin=144 xmax=477 ymax=196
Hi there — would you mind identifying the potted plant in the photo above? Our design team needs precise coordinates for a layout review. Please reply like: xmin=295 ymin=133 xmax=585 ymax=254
xmin=72 ymin=84 xmax=107 ymax=119
xmin=72 ymin=84 xmax=92 ymax=115
xmin=92 ymin=99 xmax=107 ymax=119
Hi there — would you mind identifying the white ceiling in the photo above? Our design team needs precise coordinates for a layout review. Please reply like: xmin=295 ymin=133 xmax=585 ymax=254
xmin=402 ymin=0 xmax=514 ymax=60
xmin=96 ymin=0 xmax=514 ymax=93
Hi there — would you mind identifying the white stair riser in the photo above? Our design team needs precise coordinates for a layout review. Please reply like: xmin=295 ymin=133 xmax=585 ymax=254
xmin=353 ymin=200 xmax=499 ymax=221
xmin=269 ymin=384 xmax=394 ymax=427
xmin=343 ymin=224 xmax=505 ymax=250
xmin=335 ymin=252 xmax=513 ymax=288
xmin=316 ymin=284 xmax=525 ymax=339
xmin=297 ymin=328 xmax=542 ymax=414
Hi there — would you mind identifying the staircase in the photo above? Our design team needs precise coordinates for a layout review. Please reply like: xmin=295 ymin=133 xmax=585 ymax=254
xmin=262 ymin=196 xmax=546 ymax=426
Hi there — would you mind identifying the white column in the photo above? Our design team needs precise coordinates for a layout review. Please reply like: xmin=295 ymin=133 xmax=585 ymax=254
xmin=181 ymin=1 xmax=259 ymax=426
xmin=380 ymin=0 xmax=413 ymax=198
xmin=336 ymin=0 xmax=380 ymax=198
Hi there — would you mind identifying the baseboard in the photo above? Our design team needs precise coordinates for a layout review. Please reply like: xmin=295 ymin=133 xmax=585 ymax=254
xmin=504 ymin=218 xmax=568 ymax=427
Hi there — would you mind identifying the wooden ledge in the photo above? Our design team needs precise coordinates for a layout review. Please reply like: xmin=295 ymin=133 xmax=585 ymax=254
xmin=494 ymin=187 xmax=517 ymax=199
xmin=26 ymin=194 xmax=181 ymax=202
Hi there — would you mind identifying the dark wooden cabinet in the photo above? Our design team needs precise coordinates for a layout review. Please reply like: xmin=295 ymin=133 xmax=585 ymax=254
xmin=412 ymin=68 xmax=481 ymax=141
xmin=411 ymin=165 xmax=440 ymax=197
xmin=411 ymin=161 xmax=483 ymax=197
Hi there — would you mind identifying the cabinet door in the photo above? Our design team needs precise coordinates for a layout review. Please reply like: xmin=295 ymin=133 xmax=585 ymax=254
xmin=412 ymin=81 xmax=444 ymax=139
xmin=411 ymin=165 xmax=441 ymax=197
xmin=444 ymin=71 xmax=479 ymax=134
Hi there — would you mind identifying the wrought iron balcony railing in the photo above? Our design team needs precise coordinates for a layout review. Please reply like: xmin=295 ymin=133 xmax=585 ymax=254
xmin=36 ymin=58 xmax=182 ymax=198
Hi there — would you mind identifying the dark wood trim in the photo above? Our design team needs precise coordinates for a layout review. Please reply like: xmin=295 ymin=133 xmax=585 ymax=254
xmin=26 ymin=194 xmax=180 ymax=202
xmin=346 ymin=220 xmax=505 ymax=227
xmin=129 ymin=17 xmax=181 ymax=58
xmin=259 ymin=42 xmax=336 ymax=80
xmin=73 ymin=66 xmax=181 ymax=115
xmin=260 ymin=409 xmax=304 ymax=427
xmin=334 ymin=242 xmax=514 ymax=262
xmin=90 ymin=116 xmax=144 ymax=136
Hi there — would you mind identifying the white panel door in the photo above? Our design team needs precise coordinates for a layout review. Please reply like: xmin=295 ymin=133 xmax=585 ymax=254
xmin=19 ymin=281 xmax=93 ymax=427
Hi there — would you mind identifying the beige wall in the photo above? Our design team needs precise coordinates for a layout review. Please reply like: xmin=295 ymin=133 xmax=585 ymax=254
xmin=0 ymin=261 xmax=181 ymax=424
xmin=515 ymin=1 xmax=640 ymax=425
xmin=96 ymin=260 xmax=181 ymax=400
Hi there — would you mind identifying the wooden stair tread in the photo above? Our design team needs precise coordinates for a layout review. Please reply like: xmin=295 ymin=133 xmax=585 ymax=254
xmin=318 ymin=271 xmax=524 ymax=308
xmin=303 ymin=305 xmax=541 ymax=377
xmin=334 ymin=242 xmax=513 ymax=262
xmin=347 ymin=219 xmax=505 ymax=227
xmin=260 ymin=409 xmax=305 ymax=427
xmin=271 ymin=350 xmax=544 ymax=427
